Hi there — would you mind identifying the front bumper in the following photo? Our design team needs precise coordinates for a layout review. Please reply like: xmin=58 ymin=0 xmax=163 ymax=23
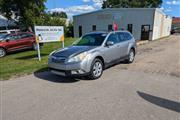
xmin=49 ymin=67 xmax=89 ymax=77
xmin=48 ymin=58 xmax=91 ymax=77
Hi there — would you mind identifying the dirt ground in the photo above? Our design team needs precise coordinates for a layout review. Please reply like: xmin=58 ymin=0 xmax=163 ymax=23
xmin=117 ymin=34 xmax=180 ymax=78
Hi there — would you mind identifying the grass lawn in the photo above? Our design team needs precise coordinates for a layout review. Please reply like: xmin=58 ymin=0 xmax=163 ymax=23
xmin=0 ymin=37 xmax=77 ymax=80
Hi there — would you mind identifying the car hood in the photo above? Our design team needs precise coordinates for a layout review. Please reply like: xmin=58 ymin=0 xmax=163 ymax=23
xmin=52 ymin=46 xmax=96 ymax=58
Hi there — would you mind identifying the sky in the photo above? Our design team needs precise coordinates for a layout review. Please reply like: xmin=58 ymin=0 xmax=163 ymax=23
xmin=45 ymin=0 xmax=180 ymax=19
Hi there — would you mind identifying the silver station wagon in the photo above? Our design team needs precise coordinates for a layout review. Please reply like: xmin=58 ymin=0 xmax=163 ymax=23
xmin=48 ymin=31 xmax=136 ymax=79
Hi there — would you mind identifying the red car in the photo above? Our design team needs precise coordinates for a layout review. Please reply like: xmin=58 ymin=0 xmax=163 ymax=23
xmin=0 ymin=32 xmax=37 ymax=57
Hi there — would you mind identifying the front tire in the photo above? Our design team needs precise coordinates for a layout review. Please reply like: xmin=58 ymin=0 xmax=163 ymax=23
xmin=0 ymin=48 xmax=6 ymax=57
xmin=88 ymin=58 xmax=103 ymax=79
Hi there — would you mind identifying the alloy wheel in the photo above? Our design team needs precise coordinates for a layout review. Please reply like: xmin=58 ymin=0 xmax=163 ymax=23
xmin=93 ymin=61 xmax=103 ymax=77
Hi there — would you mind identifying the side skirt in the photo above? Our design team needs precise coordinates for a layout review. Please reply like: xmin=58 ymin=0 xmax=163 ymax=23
xmin=104 ymin=55 xmax=129 ymax=69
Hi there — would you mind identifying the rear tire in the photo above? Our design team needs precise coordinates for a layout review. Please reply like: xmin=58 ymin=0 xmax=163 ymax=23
xmin=126 ymin=49 xmax=135 ymax=63
xmin=88 ymin=58 xmax=103 ymax=79
xmin=0 ymin=48 xmax=6 ymax=57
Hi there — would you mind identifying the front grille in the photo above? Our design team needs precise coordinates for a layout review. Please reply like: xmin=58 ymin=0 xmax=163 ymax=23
xmin=51 ymin=56 xmax=66 ymax=63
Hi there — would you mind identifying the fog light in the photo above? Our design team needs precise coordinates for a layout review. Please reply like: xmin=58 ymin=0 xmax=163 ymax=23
xmin=71 ymin=70 xmax=85 ymax=74
xmin=78 ymin=70 xmax=85 ymax=74
xmin=71 ymin=70 xmax=78 ymax=74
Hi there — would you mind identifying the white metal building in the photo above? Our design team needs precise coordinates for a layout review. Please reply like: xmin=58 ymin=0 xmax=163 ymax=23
xmin=73 ymin=8 xmax=172 ymax=40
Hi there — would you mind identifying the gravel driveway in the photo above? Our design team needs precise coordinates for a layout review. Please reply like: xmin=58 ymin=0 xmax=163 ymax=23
xmin=1 ymin=35 xmax=180 ymax=120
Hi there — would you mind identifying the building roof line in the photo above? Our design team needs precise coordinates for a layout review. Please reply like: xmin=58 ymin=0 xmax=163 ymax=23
xmin=73 ymin=8 xmax=166 ymax=18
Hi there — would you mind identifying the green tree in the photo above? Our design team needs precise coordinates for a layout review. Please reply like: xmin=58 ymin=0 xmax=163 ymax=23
xmin=65 ymin=22 xmax=74 ymax=37
xmin=0 ymin=0 xmax=47 ymax=30
xmin=102 ymin=0 xmax=163 ymax=8
xmin=51 ymin=11 xmax=68 ymax=18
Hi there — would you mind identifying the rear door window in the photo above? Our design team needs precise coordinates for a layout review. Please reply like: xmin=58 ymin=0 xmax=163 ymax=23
xmin=117 ymin=32 xmax=132 ymax=42
xmin=106 ymin=33 xmax=119 ymax=44
xmin=6 ymin=35 xmax=19 ymax=41
xmin=123 ymin=32 xmax=133 ymax=41
xmin=117 ymin=32 xmax=125 ymax=42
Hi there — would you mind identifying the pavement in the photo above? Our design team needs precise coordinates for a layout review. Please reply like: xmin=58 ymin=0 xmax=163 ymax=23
xmin=1 ymin=35 xmax=180 ymax=120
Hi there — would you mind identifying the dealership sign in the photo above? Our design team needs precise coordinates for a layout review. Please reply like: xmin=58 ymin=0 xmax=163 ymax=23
xmin=34 ymin=26 xmax=64 ymax=61
xmin=34 ymin=26 xmax=64 ymax=43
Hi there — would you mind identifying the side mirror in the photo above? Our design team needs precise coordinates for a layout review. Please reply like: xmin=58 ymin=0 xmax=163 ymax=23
xmin=106 ymin=41 xmax=114 ymax=46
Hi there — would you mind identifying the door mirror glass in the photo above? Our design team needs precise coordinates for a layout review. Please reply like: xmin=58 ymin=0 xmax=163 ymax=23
xmin=106 ymin=41 xmax=114 ymax=46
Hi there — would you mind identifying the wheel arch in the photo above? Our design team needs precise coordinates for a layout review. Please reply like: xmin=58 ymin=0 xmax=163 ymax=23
xmin=95 ymin=56 xmax=105 ymax=69
xmin=0 ymin=46 xmax=7 ymax=51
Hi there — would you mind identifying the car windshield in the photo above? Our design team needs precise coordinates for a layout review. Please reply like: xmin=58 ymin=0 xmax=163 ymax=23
xmin=73 ymin=33 xmax=107 ymax=46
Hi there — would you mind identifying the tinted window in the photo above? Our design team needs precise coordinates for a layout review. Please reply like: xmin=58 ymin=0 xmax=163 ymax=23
xmin=108 ymin=25 xmax=113 ymax=31
xmin=117 ymin=32 xmax=132 ymax=42
xmin=74 ymin=33 xmax=107 ymax=46
xmin=106 ymin=33 xmax=119 ymax=44
xmin=6 ymin=35 xmax=20 ymax=41
xmin=20 ymin=33 xmax=33 ymax=39
xmin=123 ymin=32 xmax=133 ymax=41
xmin=79 ymin=26 xmax=82 ymax=37
xmin=127 ymin=24 xmax=133 ymax=33
xmin=92 ymin=25 xmax=96 ymax=31
xmin=117 ymin=32 xmax=125 ymax=42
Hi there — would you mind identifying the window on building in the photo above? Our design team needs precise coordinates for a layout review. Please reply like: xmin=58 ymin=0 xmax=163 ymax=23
xmin=92 ymin=25 xmax=96 ymax=31
xmin=79 ymin=26 xmax=82 ymax=37
xmin=108 ymin=24 xmax=113 ymax=31
xmin=127 ymin=24 xmax=133 ymax=33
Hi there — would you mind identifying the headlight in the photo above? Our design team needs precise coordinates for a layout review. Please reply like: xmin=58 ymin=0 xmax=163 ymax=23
xmin=68 ymin=52 xmax=88 ymax=63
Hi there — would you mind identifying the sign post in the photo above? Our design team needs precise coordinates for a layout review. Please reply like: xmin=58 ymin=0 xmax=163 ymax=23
xmin=37 ymin=43 xmax=41 ymax=61
xmin=34 ymin=26 xmax=64 ymax=61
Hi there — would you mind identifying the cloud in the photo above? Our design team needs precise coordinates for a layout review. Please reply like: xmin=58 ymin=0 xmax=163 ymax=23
xmin=166 ymin=0 xmax=180 ymax=5
xmin=50 ymin=5 xmax=96 ymax=18
xmin=49 ymin=0 xmax=105 ymax=18
xmin=92 ymin=0 xmax=104 ymax=8
xmin=165 ymin=7 xmax=172 ymax=12
xmin=82 ymin=0 xmax=91 ymax=2
xmin=160 ymin=7 xmax=164 ymax=10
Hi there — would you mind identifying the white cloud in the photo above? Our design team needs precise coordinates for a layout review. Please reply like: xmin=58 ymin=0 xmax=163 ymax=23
xmin=166 ymin=0 xmax=180 ymax=5
xmin=82 ymin=0 xmax=91 ymax=2
xmin=160 ymin=7 xmax=164 ymax=10
xmin=49 ymin=0 xmax=105 ymax=19
xmin=50 ymin=5 xmax=96 ymax=18
xmin=92 ymin=0 xmax=104 ymax=8
xmin=165 ymin=7 xmax=172 ymax=12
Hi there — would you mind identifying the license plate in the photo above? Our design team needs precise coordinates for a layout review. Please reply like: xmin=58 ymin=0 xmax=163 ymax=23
xmin=51 ymin=70 xmax=66 ymax=76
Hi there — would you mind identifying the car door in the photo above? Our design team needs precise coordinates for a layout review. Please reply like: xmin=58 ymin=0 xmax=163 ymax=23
xmin=18 ymin=33 xmax=34 ymax=48
xmin=117 ymin=32 xmax=131 ymax=58
xmin=5 ymin=34 xmax=21 ymax=52
xmin=103 ymin=33 xmax=120 ymax=63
